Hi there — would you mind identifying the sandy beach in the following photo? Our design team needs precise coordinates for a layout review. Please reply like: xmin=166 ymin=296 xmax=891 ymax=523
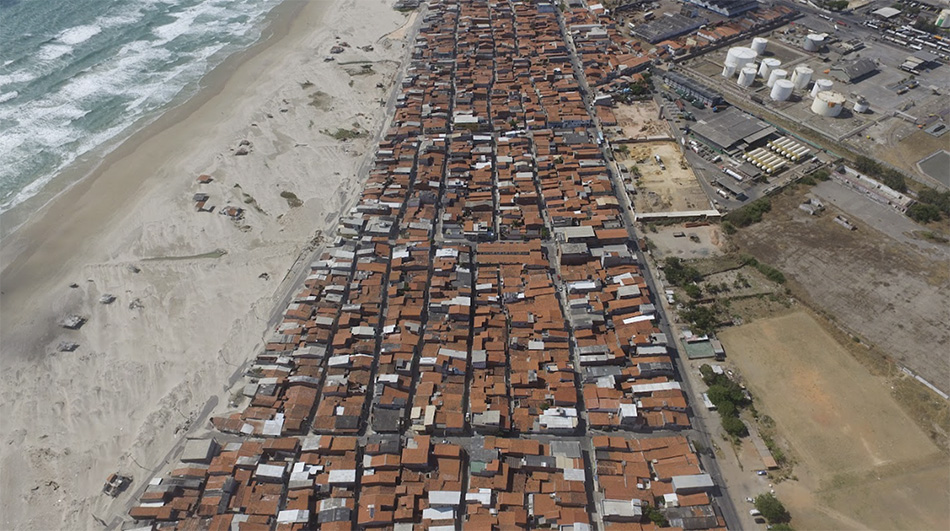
xmin=0 ymin=0 xmax=414 ymax=527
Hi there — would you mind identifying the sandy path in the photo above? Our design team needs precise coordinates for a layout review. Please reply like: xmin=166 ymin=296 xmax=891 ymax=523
xmin=0 ymin=0 xmax=410 ymax=528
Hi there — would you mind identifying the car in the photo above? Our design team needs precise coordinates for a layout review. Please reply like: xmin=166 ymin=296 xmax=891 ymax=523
xmin=756 ymin=470 xmax=768 ymax=476
xmin=746 ymin=497 xmax=754 ymax=503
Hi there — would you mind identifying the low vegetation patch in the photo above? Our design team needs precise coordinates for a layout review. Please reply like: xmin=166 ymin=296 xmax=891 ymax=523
xmin=308 ymin=90 xmax=331 ymax=111
xmin=280 ymin=190 xmax=303 ymax=208
xmin=724 ymin=197 xmax=771 ymax=228
xmin=322 ymin=128 xmax=365 ymax=141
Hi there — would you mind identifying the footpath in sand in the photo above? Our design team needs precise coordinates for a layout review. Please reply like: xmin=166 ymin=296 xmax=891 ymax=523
xmin=719 ymin=310 xmax=950 ymax=530
xmin=0 ymin=0 xmax=416 ymax=529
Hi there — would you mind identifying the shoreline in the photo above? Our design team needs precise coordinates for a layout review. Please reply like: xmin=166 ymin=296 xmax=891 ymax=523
xmin=0 ymin=0 xmax=305 ymax=243
xmin=0 ymin=0 xmax=313 ymax=329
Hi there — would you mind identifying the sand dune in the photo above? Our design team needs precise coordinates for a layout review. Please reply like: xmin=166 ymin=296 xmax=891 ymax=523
xmin=0 ymin=0 xmax=413 ymax=528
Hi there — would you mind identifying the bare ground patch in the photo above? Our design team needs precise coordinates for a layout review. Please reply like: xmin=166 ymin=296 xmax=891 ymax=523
xmin=728 ymin=186 xmax=950 ymax=393
xmin=625 ymin=142 xmax=712 ymax=213
xmin=719 ymin=310 xmax=949 ymax=530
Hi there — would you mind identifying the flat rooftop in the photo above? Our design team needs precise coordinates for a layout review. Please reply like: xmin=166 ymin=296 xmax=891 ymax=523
xmin=690 ymin=107 xmax=775 ymax=152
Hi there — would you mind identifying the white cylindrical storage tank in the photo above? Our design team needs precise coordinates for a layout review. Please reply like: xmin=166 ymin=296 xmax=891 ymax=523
xmin=737 ymin=67 xmax=757 ymax=87
xmin=811 ymin=91 xmax=846 ymax=117
xmin=767 ymin=68 xmax=787 ymax=88
xmin=853 ymin=98 xmax=870 ymax=113
xmin=725 ymin=46 xmax=757 ymax=68
xmin=791 ymin=66 xmax=813 ymax=90
xmin=810 ymin=78 xmax=833 ymax=97
xmin=804 ymin=33 xmax=824 ymax=52
xmin=722 ymin=64 xmax=737 ymax=78
xmin=758 ymin=58 xmax=781 ymax=79
xmin=751 ymin=37 xmax=768 ymax=55
xmin=770 ymin=79 xmax=795 ymax=101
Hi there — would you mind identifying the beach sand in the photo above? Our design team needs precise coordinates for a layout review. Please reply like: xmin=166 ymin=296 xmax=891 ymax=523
xmin=0 ymin=0 xmax=414 ymax=527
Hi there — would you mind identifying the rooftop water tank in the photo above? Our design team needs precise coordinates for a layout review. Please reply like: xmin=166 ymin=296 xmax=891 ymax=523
xmin=737 ymin=67 xmax=757 ymax=88
xmin=811 ymin=91 xmax=846 ymax=117
xmin=767 ymin=68 xmax=788 ymax=88
xmin=804 ymin=33 xmax=825 ymax=52
xmin=758 ymin=58 xmax=781 ymax=79
xmin=791 ymin=65 xmax=813 ymax=90
xmin=725 ymin=46 xmax=757 ymax=68
xmin=770 ymin=79 xmax=795 ymax=101
xmin=810 ymin=78 xmax=833 ymax=97
xmin=751 ymin=37 xmax=768 ymax=55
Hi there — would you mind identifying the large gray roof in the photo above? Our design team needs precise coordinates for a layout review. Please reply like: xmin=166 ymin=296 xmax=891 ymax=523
xmin=689 ymin=108 xmax=775 ymax=151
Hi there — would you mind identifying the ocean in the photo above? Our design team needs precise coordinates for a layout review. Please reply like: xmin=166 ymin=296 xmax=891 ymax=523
xmin=0 ymin=0 xmax=282 ymax=213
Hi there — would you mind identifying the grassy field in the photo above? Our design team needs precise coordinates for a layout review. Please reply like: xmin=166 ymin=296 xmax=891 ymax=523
xmin=720 ymin=310 xmax=949 ymax=530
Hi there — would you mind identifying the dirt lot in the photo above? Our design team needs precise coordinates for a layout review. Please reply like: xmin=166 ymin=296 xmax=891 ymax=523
xmin=626 ymin=142 xmax=713 ymax=213
xmin=613 ymin=101 xmax=671 ymax=140
xmin=729 ymin=185 xmax=950 ymax=394
xmin=719 ymin=310 xmax=950 ymax=530
xmin=643 ymin=223 xmax=722 ymax=260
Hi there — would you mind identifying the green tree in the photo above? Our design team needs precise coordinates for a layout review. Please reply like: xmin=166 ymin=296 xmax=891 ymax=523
xmin=755 ymin=493 xmax=791 ymax=524
xmin=680 ymin=305 xmax=719 ymax=335
xmin=907 ymin=203 xmax=941 ymax=223
xmin=643 ymin=505 xmax=669 ymax=527
xmin=664 ymin=257 xmax=702 ymax=286
xmin=917 ymin=187 xmax=950 ymax=215
xmin=721 ymin=415 xmax=748 ymax=437
xmin=707 ymin=382 xmax=745 ymax=406
xmin=684 ymin=284 xmax=703 ymax=299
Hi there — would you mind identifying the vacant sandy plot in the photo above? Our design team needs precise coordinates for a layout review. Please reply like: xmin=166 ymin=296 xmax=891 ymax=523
xmin=720 ymin=310 xmax=949 ymax=530
xmin=644 ymin=224 xmax=722 ymax=260
xmin=628 ymin=142 xmax=712 ymax=213
xmin=614 ymin=101 xmax=670 ymax=140
xmin=732 ymin=187 xmax=950 ymax=393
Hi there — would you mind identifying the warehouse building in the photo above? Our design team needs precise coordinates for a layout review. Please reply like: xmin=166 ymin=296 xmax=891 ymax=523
xmin=684 ymin=0 xmax=758 ymax=17
xmin=688 ymin=107 xmax=775 ymax=154
xmin=830 ymin=58 xmax=878 ymax=83
xmin=662 ymin=71 xmax=724 ymax=107
xmin=633 ymin=13 xmax=705 ymax=44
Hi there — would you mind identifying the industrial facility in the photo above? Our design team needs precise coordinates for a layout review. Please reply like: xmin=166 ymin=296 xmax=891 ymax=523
xmin=688 ymin=108 xmax=776 ymax=154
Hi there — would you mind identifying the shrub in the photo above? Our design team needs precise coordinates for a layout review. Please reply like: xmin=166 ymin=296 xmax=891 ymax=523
xmin=684 ymin=284 xmax=703 ymax=299
xmin=721 ymin=221 xmax=737 ymax=235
